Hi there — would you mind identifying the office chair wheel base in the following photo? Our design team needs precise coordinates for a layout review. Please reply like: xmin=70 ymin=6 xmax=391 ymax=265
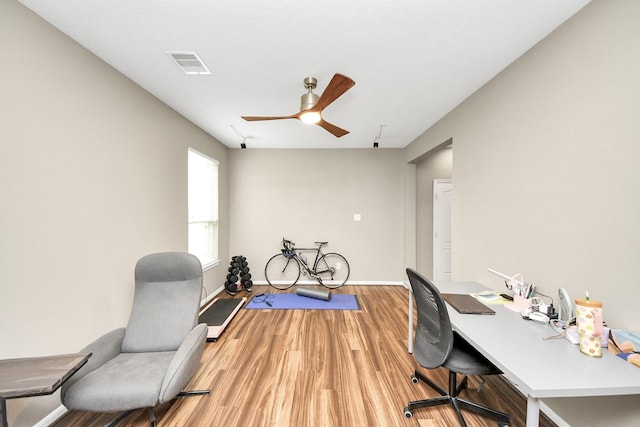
xmin=403 ymin=407 xmax=413 ymax=418
xmin=411 ymin=375 xmax=419 ymax=384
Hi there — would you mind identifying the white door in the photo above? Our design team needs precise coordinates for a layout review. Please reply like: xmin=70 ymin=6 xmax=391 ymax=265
xmin=433 ymin=179 xmax=452 ymax=281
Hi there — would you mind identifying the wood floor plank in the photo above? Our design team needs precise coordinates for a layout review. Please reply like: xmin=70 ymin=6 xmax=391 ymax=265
xmin=53 ymin=285 xmax=556 ymax=427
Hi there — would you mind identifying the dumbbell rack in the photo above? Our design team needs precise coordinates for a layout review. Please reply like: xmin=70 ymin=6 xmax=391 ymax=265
xmin=225 ymin=255 xmax=253 ymax=296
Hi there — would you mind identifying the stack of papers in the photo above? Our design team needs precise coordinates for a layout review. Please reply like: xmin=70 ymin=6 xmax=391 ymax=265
xmin=470 ymin=291 xmax=510 ymax=304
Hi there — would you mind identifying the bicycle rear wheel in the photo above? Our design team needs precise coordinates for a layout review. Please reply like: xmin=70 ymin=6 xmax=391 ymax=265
xmin=265 ymin=253 xmax=300 ymax=290
xmin=314 ymin=253 xmax=350 ymax=288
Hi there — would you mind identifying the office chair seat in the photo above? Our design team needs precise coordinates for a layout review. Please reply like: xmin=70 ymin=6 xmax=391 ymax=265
xmin=445 ymin=334 xmax=500 ymax=377
xmin=404 ymin=268 xmax=509 ymax=427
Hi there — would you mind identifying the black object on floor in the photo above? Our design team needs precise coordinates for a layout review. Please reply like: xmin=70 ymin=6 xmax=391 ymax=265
xmin=225 ymin=255 xmax=253 ymax=295
xmin=199 ymin=297 xmax=246 ymax=341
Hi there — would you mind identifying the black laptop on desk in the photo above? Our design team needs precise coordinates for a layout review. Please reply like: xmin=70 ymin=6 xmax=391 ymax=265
xmin=442 ymin=293 xmax=495 ymax=315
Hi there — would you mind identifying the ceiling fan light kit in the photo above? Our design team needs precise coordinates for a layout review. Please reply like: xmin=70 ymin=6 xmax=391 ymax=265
xmin=241 ymin=73 xmax=355 ymax=137
xmin=300 ymin=111 xmax=321 ymax=124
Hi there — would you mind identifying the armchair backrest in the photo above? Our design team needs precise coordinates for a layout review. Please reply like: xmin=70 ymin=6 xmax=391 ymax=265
xmin=406 ymin=268 xmax=454 ymax=369
xmin=122 ymin=252 xmax=203 ymax=353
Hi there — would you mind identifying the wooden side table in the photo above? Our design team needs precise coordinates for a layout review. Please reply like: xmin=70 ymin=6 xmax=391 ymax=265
xmin=0 ymin=353 xmax=91 ymax=427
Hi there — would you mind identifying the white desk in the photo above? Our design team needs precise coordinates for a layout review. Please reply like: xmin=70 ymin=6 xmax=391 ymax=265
xmin=407 ymin=281 xmax=640 ymax=427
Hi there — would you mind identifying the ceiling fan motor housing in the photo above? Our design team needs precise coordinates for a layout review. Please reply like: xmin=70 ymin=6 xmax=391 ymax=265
xmin=300 ymin=92 xmax=319 ymax=111
xmin=301 ymin=77 xmax=319 ymax=111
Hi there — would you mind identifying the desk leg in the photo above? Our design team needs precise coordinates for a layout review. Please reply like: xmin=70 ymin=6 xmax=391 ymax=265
xmin=408 ymin=289 xmax=413 ymax=354
xmin=1 ymin=398 xmax=7 ymax=427
xmin=526 ymin=395 xmax=540 ymax=427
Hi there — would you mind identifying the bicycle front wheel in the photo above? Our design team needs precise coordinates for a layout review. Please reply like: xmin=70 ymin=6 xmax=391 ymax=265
xmin=265 ymin=254 xmax=300 ymax=290
xmin=314 ymin=253 xmax=350 ymax=288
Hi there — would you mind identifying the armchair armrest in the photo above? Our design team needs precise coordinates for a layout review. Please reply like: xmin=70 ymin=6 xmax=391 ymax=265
xmin=61 ymin=327 xmax=125 ymax=398
xmin=159 ymin=323 xmax=208 ymax=403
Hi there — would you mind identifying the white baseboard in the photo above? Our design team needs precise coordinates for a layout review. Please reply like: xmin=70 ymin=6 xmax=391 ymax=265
xmin=35 ymin=405 xmax=67 ymax=427
xmin=251 ymin=281 xmax=405 ymax=286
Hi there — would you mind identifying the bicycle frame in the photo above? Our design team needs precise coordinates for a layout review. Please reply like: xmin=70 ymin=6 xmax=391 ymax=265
xmin=286 ymin=244 xmax=330 ymax=281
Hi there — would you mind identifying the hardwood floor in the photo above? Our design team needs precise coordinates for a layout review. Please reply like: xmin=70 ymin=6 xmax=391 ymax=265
xmin=53 ymin=285 xmax=556 ymax=427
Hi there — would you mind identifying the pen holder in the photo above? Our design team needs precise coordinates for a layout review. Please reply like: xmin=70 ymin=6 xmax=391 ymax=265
xmin=575 ymin=298 xmax=603 ymax=357
xmin=504 ymin=294 xmax=531 ymax=313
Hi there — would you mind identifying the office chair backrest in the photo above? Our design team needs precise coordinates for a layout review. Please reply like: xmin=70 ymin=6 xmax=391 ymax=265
xmin=406 ymin=268 xmax=454 ymax=369
xmin=122 ymin=252 xmax=203 ymax=353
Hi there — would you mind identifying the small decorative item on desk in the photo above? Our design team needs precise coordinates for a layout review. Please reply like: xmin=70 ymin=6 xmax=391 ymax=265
xmin=575 ymin=293 xmax=603 ymax=357
xmin=608 ymin=329 xmax=640 ymax=367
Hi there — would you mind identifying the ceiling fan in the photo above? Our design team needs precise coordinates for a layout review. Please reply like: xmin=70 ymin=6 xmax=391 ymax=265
xmin=241 ymin=73 xmax=355 ymax=138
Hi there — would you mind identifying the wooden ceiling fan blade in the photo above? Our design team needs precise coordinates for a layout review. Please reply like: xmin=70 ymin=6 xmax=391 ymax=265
xmin=316 ymin=119 xmax=349 ymax=138
xmin=242 ymin=113 xmax=299 ymax=121
xmin=313 ymin=73 xmax=355 ymax=112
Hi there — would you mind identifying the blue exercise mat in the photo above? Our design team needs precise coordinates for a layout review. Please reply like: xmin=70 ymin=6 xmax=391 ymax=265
xmin=245 ymin=293 xmax=360 ymax=310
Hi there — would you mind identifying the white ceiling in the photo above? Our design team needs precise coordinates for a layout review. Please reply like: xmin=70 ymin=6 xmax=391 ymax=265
xmin=18 ymin=0 xmax=590 ymax=149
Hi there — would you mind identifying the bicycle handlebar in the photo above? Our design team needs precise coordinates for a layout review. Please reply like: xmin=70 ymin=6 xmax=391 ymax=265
xmin=281 ymin=238 xmax=295 ymax=250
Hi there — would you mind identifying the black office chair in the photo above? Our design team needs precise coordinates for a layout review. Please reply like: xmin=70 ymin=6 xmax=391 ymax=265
xmin=404 ymin=268 xmax=509 ymax=426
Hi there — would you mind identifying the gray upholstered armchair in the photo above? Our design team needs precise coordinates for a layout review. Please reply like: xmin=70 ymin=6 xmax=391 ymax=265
xmin=61 ymin=252 xmax=209 ymax=426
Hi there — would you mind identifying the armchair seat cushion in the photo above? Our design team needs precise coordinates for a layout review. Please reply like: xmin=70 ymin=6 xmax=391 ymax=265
xmin=63 ymin=352 xmax=175 ymax=412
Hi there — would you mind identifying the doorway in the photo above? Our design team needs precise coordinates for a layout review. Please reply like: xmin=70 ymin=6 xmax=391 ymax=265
xmin=414 ymin=142 xmax=452 ymax=278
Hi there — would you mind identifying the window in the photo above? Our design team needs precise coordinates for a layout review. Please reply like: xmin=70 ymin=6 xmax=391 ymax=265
xmin=188 ymin=148 xmax=219 ymax=269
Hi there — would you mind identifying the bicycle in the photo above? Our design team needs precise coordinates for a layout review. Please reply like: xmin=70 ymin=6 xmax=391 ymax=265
xmin=264 ymin=238 xmax=350 ymax=290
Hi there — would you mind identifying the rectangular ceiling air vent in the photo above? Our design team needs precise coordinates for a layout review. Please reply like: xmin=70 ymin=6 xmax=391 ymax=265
xmin=168 ymin=52 xmax=211 ymax=75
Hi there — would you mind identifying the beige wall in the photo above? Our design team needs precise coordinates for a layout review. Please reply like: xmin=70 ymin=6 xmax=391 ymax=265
xmin=0 ymin=1 xmax=229 ymax=425
xmin=229 ymin=148 xmax=406 ymax=283
xmin=408 ymin=0 xmax=639 ymax=330
xmin=405 ymin=1 xmax=640 ymax=423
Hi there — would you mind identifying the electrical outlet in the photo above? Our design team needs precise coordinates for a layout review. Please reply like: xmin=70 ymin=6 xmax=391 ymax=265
xmin=336 ymin=262 xmax=342 ymax=270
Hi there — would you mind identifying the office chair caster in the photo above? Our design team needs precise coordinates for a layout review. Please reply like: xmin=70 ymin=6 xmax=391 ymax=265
xmin=403 ymin=407 xmax=413 ymax=418
xmin=411 ymin=375 xmax=419 ymax=384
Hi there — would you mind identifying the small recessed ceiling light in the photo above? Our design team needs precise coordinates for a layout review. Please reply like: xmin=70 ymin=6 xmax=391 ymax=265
xmin=167 ymin=52 xmax=211 ymax=75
